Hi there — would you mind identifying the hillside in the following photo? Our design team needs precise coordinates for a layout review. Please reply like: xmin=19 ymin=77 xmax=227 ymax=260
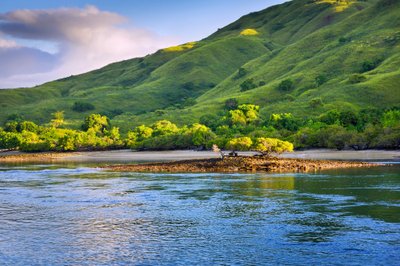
xmin=0 ymin=0 xmax=399 ymax=131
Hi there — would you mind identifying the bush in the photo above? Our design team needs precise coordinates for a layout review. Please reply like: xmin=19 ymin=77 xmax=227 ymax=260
xmin=82 ymin=114 xmax=110 ymax=134
xmin=253 ymin=137 xmax=294 ymax=156
xmin=338 ymin=37 xmax=351 ymax=44
xmin=226 ymin=137 xmax=253 ymax=151
xmin=382 ymin=110 xmax=400 ymax=127
xmin=348 ymin=74 xmax=366 ymax=84
xmin=309 ymin=97 xmax=324 ymax=108
xmin=319 ymin=110 xmax=340 ymax=125
xmin=269 ymin=113 xmax=301 ymax=131
xmin=72 ymin=101 xmax=95 ymax=112
xmin=200 ymin=114 xmax=222 ymax=130
xmin=361 ymin=58 xmax=383 ymax=73
xmin=224 ymin=98 xmax=239 ymax=110
xmin=315 ymin=74 xmax=328 ymax=86
xmin=277 ymin=79 xmax=294 ymax=92
xmin=235 ymin=67 xmax=247 ymax=79
xmin=240 ymin=78 xmax=257 ymax=91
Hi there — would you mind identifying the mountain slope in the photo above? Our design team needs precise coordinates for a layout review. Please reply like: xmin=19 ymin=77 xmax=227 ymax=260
xmin=0 ymin=0 xmax=399 ymax=130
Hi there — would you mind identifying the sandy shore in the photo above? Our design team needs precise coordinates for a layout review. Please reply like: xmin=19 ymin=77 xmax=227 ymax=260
xmin=105 ymin=156 xmax=381 ymax=174
xmin=0 ymin=149 xmax=399 ymax=165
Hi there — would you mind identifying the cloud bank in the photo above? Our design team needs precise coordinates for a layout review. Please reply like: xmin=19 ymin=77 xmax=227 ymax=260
xmin=0 ymin=6 xmax=177 ymax=88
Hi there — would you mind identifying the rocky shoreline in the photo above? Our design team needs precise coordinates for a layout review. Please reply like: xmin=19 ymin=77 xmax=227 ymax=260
xmin=0 ymin=152 xmax=75 ymax=162
xmin=106 ymin=156 xmax=382 ymax=173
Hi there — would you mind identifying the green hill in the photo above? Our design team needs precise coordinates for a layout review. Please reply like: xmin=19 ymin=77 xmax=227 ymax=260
xmin=1 ymin=0 xmax=399 ymax=131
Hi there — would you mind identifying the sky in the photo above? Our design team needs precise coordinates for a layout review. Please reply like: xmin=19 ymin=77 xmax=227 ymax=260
xmin=0 ymin=0 xmax=286 ymax=89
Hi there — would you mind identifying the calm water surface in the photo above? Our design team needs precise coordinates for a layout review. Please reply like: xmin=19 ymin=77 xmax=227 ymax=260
xmin=0 ymin=164 xmax=399 ymax=265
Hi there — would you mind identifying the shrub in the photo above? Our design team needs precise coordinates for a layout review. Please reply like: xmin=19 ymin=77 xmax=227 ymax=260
xmin=315 ymin=74 xmax=328 ymax=86
xmin=348 ymin=74 xmax=366 ymax=84
xmin=152 ymin=120 xmax=179 ymax=136
xmin=253 ymin=137 xmax=294 ymax=156
xmin=72 ymin=101 xmax=95 ymax=112
xmin=224 ymin=98 xmax=239 ymax=110
xmin=339 ymin=110 xmax=359 ymax=128
xmin=309 ymin=97 xmax=324 ymax=108
xmin=269 ymin=113 xmax=301 ymax=131
xmin=82 ymin=114 xmax=110 ymax=134
xmin=240 ymin=78 xmax=257 ymax=91
xmin=200 ymin=114 xmax=221 ymax=130
xmin=277 ymin=79 xmax=294 ymax=92
xmin=338 ymin=37 xmax=351 ymax=44
xmin=240 ymin=29 xmax=259 ymax=36
xmin=361 ymin=58 xmax=382 ymax=73
xmin=226 ymin=137 xmax=253 ymax=151
xmin=382 ymin=110 xmax=400 ymax=127
xmin=235 ymin=67 xmax=247 ymax=79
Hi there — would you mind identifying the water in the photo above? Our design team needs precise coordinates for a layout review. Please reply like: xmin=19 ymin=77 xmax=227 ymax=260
xmin=0 ymin=164 xmax=399 ymax=265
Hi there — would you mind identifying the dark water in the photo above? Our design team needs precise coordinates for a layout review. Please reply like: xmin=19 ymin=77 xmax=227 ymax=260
xmin=0 ymin=164 xmax=399 ymax=265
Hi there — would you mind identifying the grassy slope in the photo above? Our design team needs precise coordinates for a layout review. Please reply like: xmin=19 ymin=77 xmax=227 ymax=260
xmin=0 ymin=0 xmax=399 ymax=131
xmin=0 ymin=37 xmax=268 ymax=127
xmin=162 ymin=0 xmax=400 ymax=124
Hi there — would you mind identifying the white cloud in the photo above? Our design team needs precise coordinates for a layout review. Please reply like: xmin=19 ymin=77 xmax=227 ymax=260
xmin=0 ymin=6 xmax=178 ymax=88
xmin=0 ymin=37 xmax=18 ymax=48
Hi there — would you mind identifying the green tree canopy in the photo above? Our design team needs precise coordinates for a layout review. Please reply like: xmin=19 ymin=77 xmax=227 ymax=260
xmin=82 ymin=114 xmax=110 ymax=134
xmin=152 ymin=120 xmax=179 ymax=136
xmin=253 ymin=137 xmax=294 ymax=156
xmin=50 ymin=111 xmax=65 ymax=128
xmin=226 ymin=137 xmax=253 ymax=151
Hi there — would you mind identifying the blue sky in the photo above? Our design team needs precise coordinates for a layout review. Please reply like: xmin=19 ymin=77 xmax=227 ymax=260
xmin=0 ymin=1 xmax=286 ymax=88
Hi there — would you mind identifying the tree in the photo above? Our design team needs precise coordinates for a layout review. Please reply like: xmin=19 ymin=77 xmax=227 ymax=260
xmin=229 ymin=110 xmax=247 ymax=126
xmin=72 ymin=101 xmax=95 ymax=112
xmin=319 ymin=110 xmax=340 ymax=125
xmin=224 ymin=98 xmax=239 ymax=110
xmin=382 ymin=110 xmax=400 ymax=127
xmin=269 ymin=113 xmax=301 ymax=131
xmin=277 ymin=79 xmax=294 ymax=92
xmin=309 ymin=97 xmax=324 ymax=108
xmin=127 ymin=125 xmax=153 ymax=148
xmin=226 ymin=137 xmax=253 ymax=152
xmin=361 ymin=58 xmax=382 ymax=73
xmin=187 ymin=123 xmax=216 ymax=147
xmin=135 ymin=125 xmax=154 ymax=140
xmin=253 ymin=138 xmax=294 ymax=156
xmin=240 ymin=78 xmax=257 ymax=91
xmin=228 ymin=104 xmax=260 ymax=126
xmin=339 ymin=110 xmax=359 ymax=128
xmin=0 ymin=130 xmax=22 ymax=149
xmin=152 ymin=120 xmax=179 ymax=136
xmin=315 ymin=74 xmax=328 ymax=87
xmin=199 ymin=114 xmax=221 ymax=130
xmin=50 ymin=111 xmax=65 ymax=128
xmin=4 ymin=122 xmax=18 ymax=133
xmin=235 ymin=67 xmax=247 ymax=79
xmin=82 ymin=114 xmax=110 ymax=134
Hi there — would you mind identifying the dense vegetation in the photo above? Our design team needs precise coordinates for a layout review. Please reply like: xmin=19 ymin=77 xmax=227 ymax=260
xmin=1 ymin=103 xmax=399 ymax=152
xmin=0 ymin=0 xmax=399 ymax=133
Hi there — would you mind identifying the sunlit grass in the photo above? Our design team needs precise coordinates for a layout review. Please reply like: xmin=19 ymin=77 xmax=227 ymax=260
xmin=163 ymin=42 xmax=197 ymax=52
xmin=316 ymin=0 xmax=358 ymax=12
xmin=240 ymin=29 xmax=259 ymax=36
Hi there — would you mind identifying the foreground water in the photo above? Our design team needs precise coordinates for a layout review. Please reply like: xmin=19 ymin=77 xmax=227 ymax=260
xmin=0 ymin=164 xmax=399 ymax=265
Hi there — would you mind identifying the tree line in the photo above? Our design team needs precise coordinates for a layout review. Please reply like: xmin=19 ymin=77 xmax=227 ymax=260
xmin=1 ymin=102 xmax=399 ymax=153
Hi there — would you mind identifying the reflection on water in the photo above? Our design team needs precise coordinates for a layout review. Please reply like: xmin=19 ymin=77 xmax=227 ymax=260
xmin=0 ymin=165 xmax=399 ymax=265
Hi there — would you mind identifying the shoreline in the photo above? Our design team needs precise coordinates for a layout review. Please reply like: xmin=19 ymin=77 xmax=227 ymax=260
xmin=0 ymin=150 xmax=398 ymax=171
xmin=104 ymin=156 xmax=382 ymax=173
